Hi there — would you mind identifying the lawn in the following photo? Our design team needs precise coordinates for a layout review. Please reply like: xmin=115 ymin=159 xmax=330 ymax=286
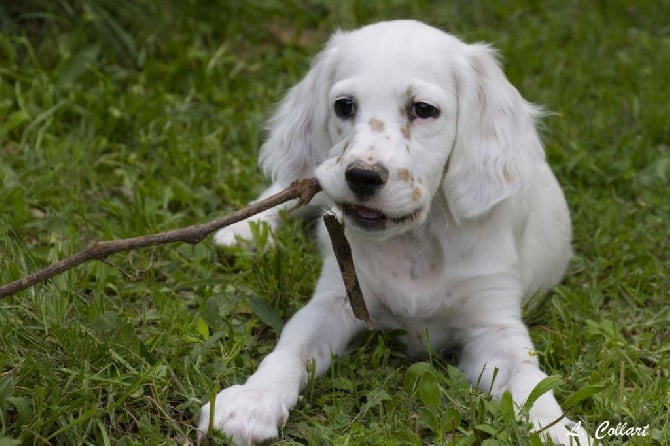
xmin=0 ymin=1 xmax=668 ymax=445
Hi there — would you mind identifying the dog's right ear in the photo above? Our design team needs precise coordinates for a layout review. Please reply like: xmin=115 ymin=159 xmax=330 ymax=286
xmin=259 ymin=34 xmax=342 ymax=185
xmin=442 ymin=43 xmax=545 ymax=222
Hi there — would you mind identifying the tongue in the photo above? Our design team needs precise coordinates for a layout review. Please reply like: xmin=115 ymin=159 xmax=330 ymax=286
xmin=354 ymin=206 xmax=384 ymax=220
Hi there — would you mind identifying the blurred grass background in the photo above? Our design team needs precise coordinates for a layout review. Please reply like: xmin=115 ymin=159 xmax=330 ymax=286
xmin=0 ymin=1 xmax=668 ymax=444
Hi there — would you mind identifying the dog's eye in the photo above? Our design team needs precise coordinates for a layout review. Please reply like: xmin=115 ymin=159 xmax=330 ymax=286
xmin=334 ymin=97 xmax=357 ymax=119
xmin=412 ymin=102 xmax=440 ymax=120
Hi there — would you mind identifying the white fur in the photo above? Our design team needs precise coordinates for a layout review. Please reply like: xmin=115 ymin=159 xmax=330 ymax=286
xmin=201 ymin=20 xmax=591 ymax=445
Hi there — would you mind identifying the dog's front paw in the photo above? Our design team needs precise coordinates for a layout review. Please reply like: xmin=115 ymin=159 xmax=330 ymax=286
xmin=213 ymin=220 xmax=259 ymax=247
xmin=538 ymin=418 xmax=594 ymax=446
xmin=213 ymin=212 xmax=276 ymax=247
xmin=198 ymin=385 xmax=289 ymax=446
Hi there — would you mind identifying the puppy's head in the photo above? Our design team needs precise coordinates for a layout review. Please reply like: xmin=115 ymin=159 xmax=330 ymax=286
xmin=260 ymin=20 xmax=544 ymax=239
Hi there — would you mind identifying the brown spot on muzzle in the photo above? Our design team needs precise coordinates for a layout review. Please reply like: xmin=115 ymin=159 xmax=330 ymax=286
xmin=369 ymin=118 xmax=385 ymax=132
xmin=397 ymin=168 xmax=411 ymax=182
xmin=401 ymin=121 xmax=411 ymax=140
xmin=412 ymin=188 xmax=422 ymax=201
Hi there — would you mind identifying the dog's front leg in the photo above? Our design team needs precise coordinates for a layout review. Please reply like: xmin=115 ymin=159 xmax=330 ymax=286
xmin=198 ymin=259 xmax=365 ymax=445
xmin=458 ymin=318 xmax=592 ymax=445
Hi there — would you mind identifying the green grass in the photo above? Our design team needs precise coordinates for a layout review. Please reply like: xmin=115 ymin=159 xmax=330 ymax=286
xmin=1 ymin=0 xmax=668 ymax=444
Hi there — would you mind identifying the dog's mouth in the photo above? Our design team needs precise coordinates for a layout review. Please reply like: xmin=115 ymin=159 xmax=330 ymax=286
xmin=340 ymin=204 xmax=421 ymax=231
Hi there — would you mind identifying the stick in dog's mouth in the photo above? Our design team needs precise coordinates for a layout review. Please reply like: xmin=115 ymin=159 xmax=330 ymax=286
xmin=322 ymin=213 xmax=373 ymax=330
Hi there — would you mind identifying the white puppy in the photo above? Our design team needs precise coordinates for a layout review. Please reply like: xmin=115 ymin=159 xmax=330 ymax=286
xmin=201 ymin=20 xmax=590 ymax=445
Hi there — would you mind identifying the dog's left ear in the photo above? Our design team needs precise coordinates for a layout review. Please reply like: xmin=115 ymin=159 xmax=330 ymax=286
xmin=443 ymin=44 xmax=545 ymax=222
xmin=259 ymin=34 xmax=342 ymax=186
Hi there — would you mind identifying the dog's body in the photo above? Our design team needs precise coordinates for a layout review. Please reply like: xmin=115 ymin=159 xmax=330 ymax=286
xmin=200 ymin=20 xmax=590 ymax=445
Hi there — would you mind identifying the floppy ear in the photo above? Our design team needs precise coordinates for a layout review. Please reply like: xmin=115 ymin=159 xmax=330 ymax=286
xmin=258 ymin=35 xmax=341 ymax=185
xmin=443 ymin=43 xmax=545 ymax=222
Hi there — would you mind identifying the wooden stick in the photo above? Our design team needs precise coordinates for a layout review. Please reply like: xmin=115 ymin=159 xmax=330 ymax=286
xmin=323 ymin=213 xmax=374 ymax=330
xmin=0 ymin=178 xmax=321 ymax=298
xmin=2 ymin=176 xmax=373 ymax=330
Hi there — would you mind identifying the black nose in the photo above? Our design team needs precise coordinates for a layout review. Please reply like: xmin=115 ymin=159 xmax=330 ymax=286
xmin=345 ymin=162 xmax=389 ymax=200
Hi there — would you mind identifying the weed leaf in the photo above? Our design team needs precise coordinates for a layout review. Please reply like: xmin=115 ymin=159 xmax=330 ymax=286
xmin=524 ymin=375 xmax=563 ymax=411
xmin=418 ymin=371 xmax=440 ymax=409
xmin=562 ymin=384 xmax=605 ymax=408
xmin=499 ymin=391 xmax=515 ymax=422
xmin=248 ymin=295 xmax=284 ymax=333
xmin=56 ymin=44 xmax=100 ymax=88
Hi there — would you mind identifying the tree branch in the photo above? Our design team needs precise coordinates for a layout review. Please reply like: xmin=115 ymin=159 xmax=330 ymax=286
xmin=0 ymin=178 xmax=321 ymax=299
